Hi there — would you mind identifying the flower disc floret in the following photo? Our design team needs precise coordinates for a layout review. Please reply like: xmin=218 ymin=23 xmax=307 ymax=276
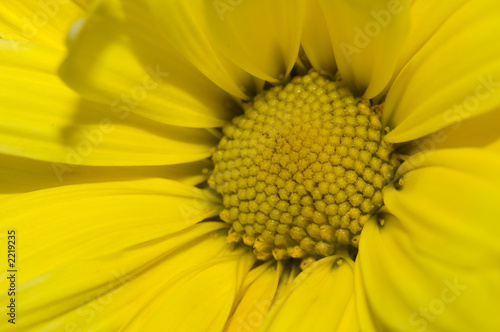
xmin=210 ymin=71 xmax=397 ymax=264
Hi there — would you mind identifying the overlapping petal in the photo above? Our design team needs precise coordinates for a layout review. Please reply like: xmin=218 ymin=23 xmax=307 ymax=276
xmin=203 ymin=0 xmax=305 ymax=82
xmin=260 ymin=255 xmax=356 ymax=331
xmin=392 ymin=0 xmax=469 ymax=82
xmin=301 ymin=0 xmax=337 ymax=76
xmin=125 ymin=247 xmax=255 ymax=331
xmin=1 ymin=223 xmax=239 ymax=331
xmin=0 ymin=0 xmax=87 ymax=50
xmin=357 ymin=148 xmax=500 ymax=331
xmin=0 ymin=154 xmax=211 ymax=198
xmin=0 ymin=40 xmax=217 ymax=165
xmin=319 ymin=0 xmax=410 ymax=98
xmin=384 ymin=0 xmax=500 ymax=142
xmin=224 ymin=261 xmax=282 ymax=331
xmin=59 ymin=0 xmax=240 ymax=129
xmin=145 ymin=0 xmax=263 ymax=99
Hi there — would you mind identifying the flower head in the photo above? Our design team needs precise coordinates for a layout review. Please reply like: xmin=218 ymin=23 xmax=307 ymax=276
xmin=1 ymin=0 xmax=500 ymax=331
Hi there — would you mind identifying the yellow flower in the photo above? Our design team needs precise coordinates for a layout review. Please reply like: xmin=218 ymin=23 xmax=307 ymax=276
xmin=1 ymin=0 xmax=500 ymax=331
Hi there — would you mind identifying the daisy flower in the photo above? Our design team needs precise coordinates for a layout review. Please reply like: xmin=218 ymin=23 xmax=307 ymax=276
xmin=1 ymin=0 xmax=500 ymax=331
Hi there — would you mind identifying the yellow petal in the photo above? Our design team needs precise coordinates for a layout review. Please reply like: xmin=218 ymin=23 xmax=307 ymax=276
xmin=355 ymin=148 xmax=500 ymax=331
xmin=392 ymin=0 xmax=469 ymax=83
xmin=0 ymin=178 xmax=221 ymax=279
xmin=0 ymin=0 xmax=87 ymax=50
xmin=301 ymin=0 xmax=337 ymax=76
xmin=260 ymin=255 xmax=356 ymax=331
xmin=0 ymin=40 xmax=217 ymax=165
xmin=319 ymin=0 xmax=410 ymax=98
xmin=145 ymin=0 xmax=262 ymax=99
xmin=0 ymin=223 xmax=231 ymax=331
xmin=225 ymin=261 xmax=282 ymax=332
xmin=0 ymin=154 xmax=211 ymax=198
xmin=59 ymin=0 xmax=239 ymax=128
xmin=384 ymin=0 xmax=500 ymax=142
xmin=401 ymin=108 xmax=500 ymax=157
xmin=204 ymin=0 xmax=305 ymax=82
xmin=128 ymin=248 xmax=255 ymax=331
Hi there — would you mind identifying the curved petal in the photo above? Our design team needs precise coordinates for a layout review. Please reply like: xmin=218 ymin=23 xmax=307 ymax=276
xmin=400 ymin=108 xmax=500 ymax=160
xmin=0 ymin=223 xmax=233 ymax=331
xmin=59 ymin=0 xmax=239 ymax=129
xmin=0 ymin=178 xmax=221 ymax=278
xmin=392 ymin=0 xmax=469 ymax=82
xmin=126 ymin=247 xmax=255 ymax=331
xmin=260 ymin=255 xmax=356 ymax=331
xmin=384 ymin=0 xmax=500 ymax=142
xmin=0 ymin=154 xmax=212 ymax=198
xmin=0 ymin=41 xmax=217 ymax=165
xmin=301 ymin=0 xmax=336 ymax=76
xmin=319 ymin=0 xmax=410 ymax=98
xmin=224 ymin=261 xmax=282 ymax=332
xmin=0 ymin=0 xmax=87 ymax=50
xmin=146 ymin=0 xmax=262 ymax=99
xmin=356 ymin=148 xmax=500 ymax=331
xmin=203 ymin=0 xmax=305 ymax=82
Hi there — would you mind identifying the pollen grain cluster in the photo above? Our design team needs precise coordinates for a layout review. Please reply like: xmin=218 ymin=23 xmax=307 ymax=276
xmin=209 ymin=71 xmax=397 ymax=264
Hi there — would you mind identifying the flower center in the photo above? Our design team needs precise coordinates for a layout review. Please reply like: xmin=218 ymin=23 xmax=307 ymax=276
xmin=209 ymin=71 xmax=397 ymax=266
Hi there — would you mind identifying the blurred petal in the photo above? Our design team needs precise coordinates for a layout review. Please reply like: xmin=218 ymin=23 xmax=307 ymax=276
xmin=260 ymin=255 xmax=356 ymax=331
xmin=319 ymin=0 xmax=410 ymax=98
xmin=60 ymin=0 xmax=239 ymax=128
xmin=384 ymin=0 xmax=500 ymax=142
xmin=204 ymin=0 xmax=305 ymax=82
xmin=301 ymin=0 xmax=336 ymax=75
xmin=0 ymin=154 xmax=211 ymax=197
xmin=356 ymin=148 xmax=500 ymax=331
xmin=146 ymin=0 xmax=262 ymax=99
xmin=0 ymin=41 xmax=217 ymax=165
xmin=0 ymin=178 xmax=221 ymax=278
xmin=0 ymin=0 xmax=87 ymax=49
xmin=0 ymin=223 xmax=232 ymax=331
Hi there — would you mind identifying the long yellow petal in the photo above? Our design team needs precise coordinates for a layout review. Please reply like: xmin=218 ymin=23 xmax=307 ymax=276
xmin=125 ymin=246 xmax=255 ymax=331
xmin=59 ymin=0 xmax=240 ymax=129
xmin=145 ymin=0 xmax=263 ymax=100
xmin=260 ymin=255 xmax=356 ymax=331
xmin=400 ymin=108 xmax=500 ymax=157
xmin=203 ymin=0 xmax=305 ymax=82
xmin=0 ymin=40 xmax=217 ymax=165
xmin=355 ymin=148 xmax=500 ymax=331
xmin=384 ymin=0 xmax=500 ymax=142
xmin=224 ymin=261 xmax=282 ymax=332
xmin=0 ymin=223 xmax=231 ymax=331
xmin=0 ymin=178 xmax=221 ymax=279
xmin=392 ymin=0 xmax=469 ymax=83
xmin=0 ymin=154 xmax=211 ymax=198
xmin=319 ymin=0 xmax=410 ymax=98
xmin=0 ymin=0 xmax=87 ymax=50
